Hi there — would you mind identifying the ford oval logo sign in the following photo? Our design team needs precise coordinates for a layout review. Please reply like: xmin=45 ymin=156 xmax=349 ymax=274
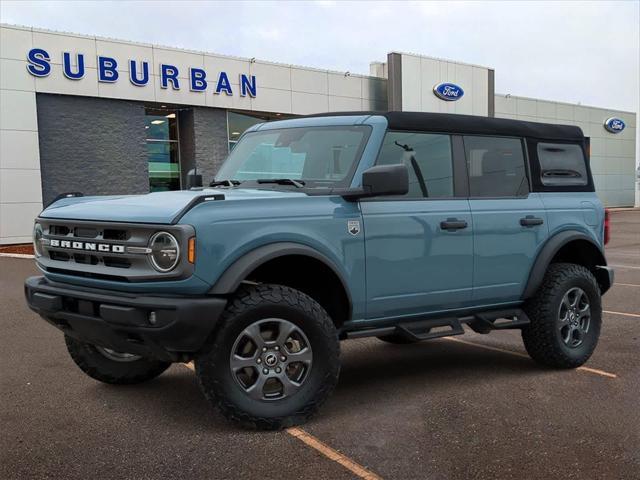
xmin=604 ymin=117 xmax=625 ymax=134
xmin=433 ymin=82 xmax=464 ymax=101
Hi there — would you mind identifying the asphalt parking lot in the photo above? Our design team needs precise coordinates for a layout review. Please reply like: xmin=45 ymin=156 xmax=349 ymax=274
xmin=1 ymin=210 xmax=638 ymax=480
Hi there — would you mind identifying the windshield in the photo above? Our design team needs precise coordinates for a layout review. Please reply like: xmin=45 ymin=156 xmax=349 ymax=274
xmin=214 ymin=126 xmax=371 ymax=187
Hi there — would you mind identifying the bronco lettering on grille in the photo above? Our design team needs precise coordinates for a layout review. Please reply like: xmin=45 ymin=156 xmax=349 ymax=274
xmin=49 ymin=238 xmax=125 ymax=253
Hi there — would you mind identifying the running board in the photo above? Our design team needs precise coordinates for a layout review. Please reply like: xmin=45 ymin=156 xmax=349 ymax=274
xmin=344 ymin=308 xmax=529 ymax=340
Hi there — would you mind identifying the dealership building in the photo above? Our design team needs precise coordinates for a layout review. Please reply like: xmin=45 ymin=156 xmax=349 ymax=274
xmin=0 ymin=23 xmax=637 ymax=244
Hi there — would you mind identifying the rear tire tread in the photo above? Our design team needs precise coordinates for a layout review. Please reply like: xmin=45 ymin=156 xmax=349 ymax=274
xmin=522 ymin=263 xmax=601 ymax=369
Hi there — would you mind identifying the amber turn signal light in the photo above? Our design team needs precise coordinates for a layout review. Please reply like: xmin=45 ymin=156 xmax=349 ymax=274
xmin=188 ymin=237 xmax=196 ymax=263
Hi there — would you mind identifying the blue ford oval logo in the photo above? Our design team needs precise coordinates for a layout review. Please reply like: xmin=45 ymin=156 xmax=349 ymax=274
xmin=433 ymin=82 xmax=464 ymax=101
xmin=604 ymin=117 xmax=625 ymax=134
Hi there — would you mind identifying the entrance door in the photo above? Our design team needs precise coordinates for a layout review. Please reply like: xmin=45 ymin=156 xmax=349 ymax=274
xmin=361 ymin=131 xmax=473 ymax=320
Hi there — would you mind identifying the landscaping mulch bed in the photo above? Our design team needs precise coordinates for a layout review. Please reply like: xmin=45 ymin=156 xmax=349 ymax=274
xmin=0 ymin=244 xmax=34 ymax=255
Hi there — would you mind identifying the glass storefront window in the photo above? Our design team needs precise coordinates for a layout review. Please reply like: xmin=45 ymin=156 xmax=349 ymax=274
xmin=145 ymin=109 xmax=180 ymax=191
xmin=227 ymin=111 xmax=288 ymax=151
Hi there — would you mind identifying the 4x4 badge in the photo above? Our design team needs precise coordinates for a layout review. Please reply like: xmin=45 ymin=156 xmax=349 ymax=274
xmin=347 ymin=220 xmax=360 ymax=236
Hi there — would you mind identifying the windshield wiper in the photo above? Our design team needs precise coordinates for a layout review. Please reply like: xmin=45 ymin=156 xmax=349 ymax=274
xmin=209 ymin=179 xmax=241 ymax=187
xmin=256 ymin=178 xmax=306 ymax=188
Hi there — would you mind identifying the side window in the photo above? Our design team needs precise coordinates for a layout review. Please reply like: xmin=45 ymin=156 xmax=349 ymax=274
xmin=463 ymin=136 xmax=528 ymax=197
xmin=537 ymin=142 xmax=588 ymax=186
xmin=377 ymin=131 xmax=454 ymax=198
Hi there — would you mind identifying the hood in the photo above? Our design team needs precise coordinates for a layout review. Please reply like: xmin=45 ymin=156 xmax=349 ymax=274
xmin=40 ymin=188 xmax=308 ymax=224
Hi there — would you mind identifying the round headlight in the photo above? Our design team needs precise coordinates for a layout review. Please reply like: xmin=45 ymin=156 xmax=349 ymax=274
xmin=149 ymin=232 xmax=180 ymax=272
xmin=33 ymin=223 xmax=44 ymax=257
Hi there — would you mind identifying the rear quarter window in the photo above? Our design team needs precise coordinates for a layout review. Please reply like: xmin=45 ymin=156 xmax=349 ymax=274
xmin=537 ymin=142 xmax=588 ymax=186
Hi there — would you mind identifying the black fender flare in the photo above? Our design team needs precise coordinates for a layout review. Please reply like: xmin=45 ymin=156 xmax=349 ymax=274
xmin=522 ymin=230 xmax=608 ymax=299
xmin=208 ymin=242 xmax=353 ymax=314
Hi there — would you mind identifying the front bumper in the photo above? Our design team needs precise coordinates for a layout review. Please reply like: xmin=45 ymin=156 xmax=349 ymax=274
xmin=25 ymin=276 xmax=227 ymax=362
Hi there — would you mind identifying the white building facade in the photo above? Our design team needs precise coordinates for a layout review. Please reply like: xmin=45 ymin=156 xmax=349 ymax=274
xmin=0 ymin=24 xmax=637 ymax=244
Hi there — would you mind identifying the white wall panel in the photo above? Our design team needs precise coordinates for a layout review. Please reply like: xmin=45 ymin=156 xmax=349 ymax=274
xmin=0 ymin=58 xmax=35 ymax=91
xmin=0 ymin=169 xmax=42 ymax=203
xmin=291 ymin=68 xmax=328 ymax=95
xmin=0 ymin=130 xmax=40 ymax=170
xmin=251 ymin=87 xmax=292 ymax=113
xmin=291 ymin=92 xmax=329 ymax=115
xmin=0 ymin=90 xmax=38 ymax=131
xmin=98 ymin=73 xmax=157 ymax=101
xmin=328 ymin=95 xmax=361 ymax=111
xmin=0 ymin=25 xmax=32 ymax=61
xmin=207 ymin=89 xmax=253 ymax=110
xmin=250 ymin=61 xmax=291 ymax=90
xmin=328 ymin=73 xmax=361 ymax=98
xmin=34 ymin=67 xmax=100 ymax=97
xmin=556 ymin=103 xmax=574 ymax=121
xmin=0 ymin=202 xmax=42 ymax=239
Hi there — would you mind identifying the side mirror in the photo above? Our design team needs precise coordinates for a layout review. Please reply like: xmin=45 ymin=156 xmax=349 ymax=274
xmin=359 ymin=164 xmax=409 ymax=198
xmin=186 ymin=168 xmax=203 ymax=189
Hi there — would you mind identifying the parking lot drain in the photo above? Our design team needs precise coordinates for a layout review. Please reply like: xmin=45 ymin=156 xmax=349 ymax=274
xmin=286 ymin=427 xmax=383 ymax=480
xmin=443 ymin=337 xmax=617 ymax=379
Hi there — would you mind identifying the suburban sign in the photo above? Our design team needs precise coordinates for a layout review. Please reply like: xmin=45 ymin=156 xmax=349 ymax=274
xmin=603 ymin=117 xmax=626 ymax=134
xmin=433 ymin=82 xmax=464 ymax=101
xmin=26 ymin=48 xmax=257 ymax=97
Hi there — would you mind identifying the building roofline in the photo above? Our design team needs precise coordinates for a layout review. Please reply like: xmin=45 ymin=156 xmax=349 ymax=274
xmin=495 ymin=92 xmax=637 ymax=116
xmin=388 ymin=50 xmax=493 ymax=71
xmin=0 ymin=22 xmax=384 ymax=80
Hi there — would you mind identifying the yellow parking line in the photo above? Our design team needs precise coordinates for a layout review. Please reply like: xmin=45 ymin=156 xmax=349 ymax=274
xmin=443 ymin=337 xmax=617 ymax=379
xmin=180 ymin=362 xmax=383 ymax=480
xmin=609 ymin=264 xmax=640 ymax=270
xmin=286 ymin=427 xmax=383 ymax=480
xmin=604 ymin=310 xmax=640 ymax=318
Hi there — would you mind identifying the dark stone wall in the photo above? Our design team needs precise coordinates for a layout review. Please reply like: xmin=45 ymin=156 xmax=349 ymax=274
xmin=36 ymin=94 xmax=229 ymax=204
xmin=36 ymin=93 xmax=148 ymax=206
xmin=192 ymin=107 xmax=229 ymax=183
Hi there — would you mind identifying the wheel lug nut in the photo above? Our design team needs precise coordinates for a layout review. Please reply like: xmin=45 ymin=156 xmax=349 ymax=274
xmin=274 ymin=346 xmax=279 ymax=351
xmin=281 ymin=356 xmax=286 ymax=362
xmin=263 ymin=368 xmax=269 ymax=375
xmin=262 ymin=347 xmax=267 ymax=352
xmin=275 ymin=367 xmax=282 ymax=373
xmin=256 ymin=358 xmax=261 ymax=364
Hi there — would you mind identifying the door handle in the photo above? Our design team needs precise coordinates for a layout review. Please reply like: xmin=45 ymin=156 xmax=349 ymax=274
xmin=520 ymin=216 xmax=544 ymax=227
xmin=440 ymin=218 xmax=468 ymax=231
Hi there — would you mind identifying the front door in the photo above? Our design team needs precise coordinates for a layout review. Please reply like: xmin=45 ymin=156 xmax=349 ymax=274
xmin=361 ymin=131 xmax=473 ymax=320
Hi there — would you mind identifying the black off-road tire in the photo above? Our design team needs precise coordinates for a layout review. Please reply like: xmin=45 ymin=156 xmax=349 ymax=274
xmin=195 ymin=284 xmax=340 ymax=430
xmin=376 ymin=334 xmax=421 ymax=344
xmin=65 ymin=335 xmax=171 ymax=384
xmin=522 ymin=263 xmax=602 ymax=369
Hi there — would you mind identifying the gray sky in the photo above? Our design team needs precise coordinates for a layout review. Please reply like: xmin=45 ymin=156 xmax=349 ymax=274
xmin=1 ymin=0 xmax=639 ymax=113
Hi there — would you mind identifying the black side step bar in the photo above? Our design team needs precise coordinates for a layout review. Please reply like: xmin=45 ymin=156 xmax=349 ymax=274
xmin=344 ymin=308 xmax=529 ymax=340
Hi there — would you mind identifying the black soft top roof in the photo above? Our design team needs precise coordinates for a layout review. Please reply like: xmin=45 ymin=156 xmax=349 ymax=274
xmin=307 ymin=111 xmax=585 ymax=141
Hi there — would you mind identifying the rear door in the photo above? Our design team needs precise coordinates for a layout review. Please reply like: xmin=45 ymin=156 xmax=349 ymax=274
xmin=463 ymin=135 xmax=549 ymax=304
xmin=361 ymin=131 xmax=473 ymax=319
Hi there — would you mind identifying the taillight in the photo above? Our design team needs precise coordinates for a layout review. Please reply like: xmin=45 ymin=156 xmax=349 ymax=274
xmin=604 ymin=209 xmax=610 ymax=245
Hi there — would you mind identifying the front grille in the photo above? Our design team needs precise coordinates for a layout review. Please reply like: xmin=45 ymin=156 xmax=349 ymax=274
xmin=74 ymin=227 xmax=98 ymax=238
xmin=36 ymin=218 xmax=195 ymax=282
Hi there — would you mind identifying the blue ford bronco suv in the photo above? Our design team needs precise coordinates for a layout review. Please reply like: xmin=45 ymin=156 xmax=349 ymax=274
xmin=25 ymin=112 xmax=613 ymax=429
